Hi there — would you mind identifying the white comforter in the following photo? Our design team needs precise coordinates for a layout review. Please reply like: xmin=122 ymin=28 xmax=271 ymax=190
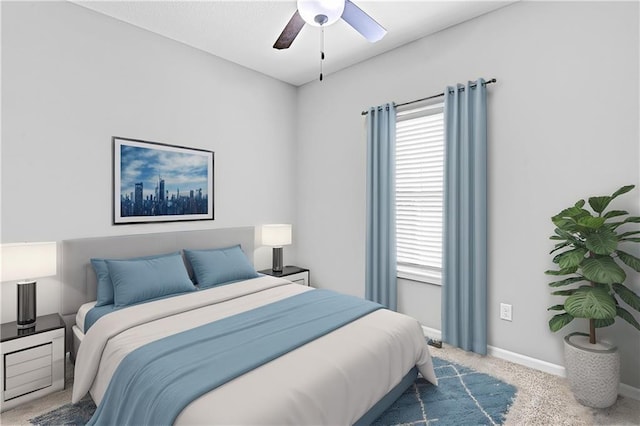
xmin=73 ymin=276 xmax=437 ymax=425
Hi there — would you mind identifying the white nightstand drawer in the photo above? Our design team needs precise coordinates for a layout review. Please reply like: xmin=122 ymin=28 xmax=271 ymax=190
xmin=5 ymin=375 xmax=52 ymax=400
xmin=4 ymin=342 xmax=54 ymax=400
xmin=286 ymin=271 xmax=309 ymax=286
xmin=5 ymin=365 xmax=52 ymax=395
xmin=6 ymin=353 xmax=51 ymax=377
xmin=6 ymin=342 xmax=51 ymax=367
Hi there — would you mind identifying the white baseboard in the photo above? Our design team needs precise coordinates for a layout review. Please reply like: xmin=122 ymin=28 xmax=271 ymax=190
xmin=619 ymin=383 xmax=640 ymax=401
xmin=486 ymin=345 xmax=566 ymax=378
xmin=420 ymin=326 xmax=639 ymax=401
xmin=421 ymin=325 xmax=441 ymax=341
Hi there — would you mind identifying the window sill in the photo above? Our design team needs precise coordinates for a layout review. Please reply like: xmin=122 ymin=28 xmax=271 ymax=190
xmin=397 ymin=265 xmax=442 ymax=286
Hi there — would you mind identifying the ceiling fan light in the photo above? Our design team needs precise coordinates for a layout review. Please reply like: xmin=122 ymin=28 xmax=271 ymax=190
xmin=297 ymin=0 xmax=345 ymax=27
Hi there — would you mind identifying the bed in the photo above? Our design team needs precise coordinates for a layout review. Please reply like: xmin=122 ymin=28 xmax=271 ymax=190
xmin=62 ymin=228 xmax=437 ymax=425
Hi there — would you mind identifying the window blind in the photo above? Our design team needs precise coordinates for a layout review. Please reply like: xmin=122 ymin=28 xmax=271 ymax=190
xmin=396 ymin=104 xmax=444 ymax=284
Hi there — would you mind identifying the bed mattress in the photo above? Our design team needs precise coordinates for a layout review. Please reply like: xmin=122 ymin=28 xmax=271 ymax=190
xmin=73 ymin=276 xmax=436 ymax=425
xmin=75 ymin=301 xmax=96 ymax=334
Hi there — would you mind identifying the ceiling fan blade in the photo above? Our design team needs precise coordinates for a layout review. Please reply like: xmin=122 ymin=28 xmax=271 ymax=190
xmin=273 ymin=10 xmax=306 ymax=50
xmin=341 ymin=0 xmax=386 ymax=43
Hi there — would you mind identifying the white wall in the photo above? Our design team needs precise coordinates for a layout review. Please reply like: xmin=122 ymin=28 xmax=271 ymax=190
xmin=296 ymin=1 xmax=640 ymax=389
xmin=1 ymin=2 xmax=298 ymax=321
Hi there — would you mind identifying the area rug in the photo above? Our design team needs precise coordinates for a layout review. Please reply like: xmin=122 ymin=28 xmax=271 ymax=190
xmin=30 ymin=395 xmax=95 ymax=426
xmin=372 ymin=357 xmax=517 ymax=425
xmin=30 ymin=357 xmax=516 ymax=426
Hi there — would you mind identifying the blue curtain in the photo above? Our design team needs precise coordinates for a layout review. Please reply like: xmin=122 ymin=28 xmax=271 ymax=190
xmin=365 ymin=103 xmax=397 ymax=310
xmin=442 ymin=79 xmax=488 ymax=354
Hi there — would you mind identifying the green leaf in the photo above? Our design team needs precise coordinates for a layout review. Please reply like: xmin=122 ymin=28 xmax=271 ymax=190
xmin=575 ymin=199 xmax=586 ymax=208
xmin=549 ymin=313 xmax=574 ymax=332
xmin=589 ymin=196 xmax=612 ymax=214
xmin=548 ymin=276 xmax=585 ymax=288
xmin=555 ymin=206 xmax=590 ymax=219
xmin=581 ymin=256 xmax=626 ymax=284
xmin=618 ymin=230 xmax=640 ymax=239
xmin=564 ymin=286 xmax=617 ymax=319
xmin=554 ymin=228 xmax=571 ymax=238
xmin=552 ymin=208 xmax=591 ymax=231
xmin=593 ymin=282 xmax=611 ymax=290
xmin=603 ymin=210 xmax=629 ymax=219
xmin=617 ymin=306 xmax=640 ymax=331
xmin=621 ymin=237 xmax=640 ymax=243
xmin=552 ymin=289 xmax=577 ymax=296
xmin=612 ymin=283 xmax=640 ymax=311
xmin=550 ymin=242 xmax=572 ymax=255
xmin=552 ymin=217 xmax=578 ymax=232
xmin=547 ymin=304 xmax=565 ymax=311
xmin=554 ymin=228 xmax=582 ymax=244
xmin=611 ymin=185 xmax=635 ymax=199
xmin=585 ymin=227 xmax=618 ymax=255
xmin=594 ymin=317 xmax=615 ymax=328
xmin=545 ymin=266 xmax=578 ymax=276
xmin=610 ymin=216 xmax=640 ymax=229
xmin=617 ymin=250 xmax=640 ymax=273
xmin=577 ymin=216 xmax=606 ymax=229
xmin=554 ymin=248 xmax=588 ymax=269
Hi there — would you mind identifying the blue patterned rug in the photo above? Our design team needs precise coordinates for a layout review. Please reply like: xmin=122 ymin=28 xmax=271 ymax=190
xmin=372 ymin=357 xmax=517 ymax=425
xmin=30 ymin=357 xmax=516 ymax=426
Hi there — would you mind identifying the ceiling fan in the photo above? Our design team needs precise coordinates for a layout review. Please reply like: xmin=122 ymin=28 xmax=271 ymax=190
xmin=273 ymin=0 xmax=387 ymax=50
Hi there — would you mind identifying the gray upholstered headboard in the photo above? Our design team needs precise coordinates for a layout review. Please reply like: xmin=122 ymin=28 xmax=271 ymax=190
xmin=60 ymin=227 xmax=255 ymax=351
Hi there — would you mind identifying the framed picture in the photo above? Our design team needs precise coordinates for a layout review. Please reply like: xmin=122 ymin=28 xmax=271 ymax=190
xmin=113 ymin=137 xmax=214 ymax=224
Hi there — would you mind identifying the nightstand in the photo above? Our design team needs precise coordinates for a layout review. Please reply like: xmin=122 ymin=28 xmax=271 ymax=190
xmin=259 ymin=266 xmax=310 ymax=286
xmin=0 ymin=313 xmax=65 ymax=412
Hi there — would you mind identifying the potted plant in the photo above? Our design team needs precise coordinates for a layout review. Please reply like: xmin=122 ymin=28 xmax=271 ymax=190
xmin=545 ymin=184 xmax=640 ymax=408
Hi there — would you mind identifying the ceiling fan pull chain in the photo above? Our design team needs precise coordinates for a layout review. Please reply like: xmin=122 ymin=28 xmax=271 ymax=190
xmin=320 ymin=25 xmax=325 ymax=81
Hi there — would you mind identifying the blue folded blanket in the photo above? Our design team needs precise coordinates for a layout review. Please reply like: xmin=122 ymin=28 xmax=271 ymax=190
xmin=88 ymin=289 xmax=382 ymax=426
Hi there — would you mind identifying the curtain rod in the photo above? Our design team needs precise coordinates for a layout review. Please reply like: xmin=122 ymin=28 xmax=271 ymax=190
xmin=361 ymin=78 xmax=497 ymax=116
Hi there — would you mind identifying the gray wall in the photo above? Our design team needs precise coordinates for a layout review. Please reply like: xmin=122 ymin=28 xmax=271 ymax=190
xmin=295 ymin=1 xmax=640 ymax=389
xmin=1 ymin=2 xmax=298 ymax=321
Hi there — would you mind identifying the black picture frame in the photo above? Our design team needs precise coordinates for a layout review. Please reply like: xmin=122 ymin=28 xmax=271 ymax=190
xmin=113 ymin=137 xmax=214 ymax=224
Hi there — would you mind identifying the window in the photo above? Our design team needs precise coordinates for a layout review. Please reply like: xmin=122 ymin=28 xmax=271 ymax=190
xmin=395 ymin=102 xmax=444 ymax=285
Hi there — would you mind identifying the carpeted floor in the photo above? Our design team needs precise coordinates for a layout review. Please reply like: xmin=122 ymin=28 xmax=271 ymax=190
xmin=1 ymin=343 xmax=638 ymax=425
xmin=436 ymin=345 xmax=640 ymax=426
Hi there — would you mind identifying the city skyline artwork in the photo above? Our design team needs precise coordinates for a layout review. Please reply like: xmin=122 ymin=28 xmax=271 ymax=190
xmin=113 ymin=137 xmax=214 ymax=224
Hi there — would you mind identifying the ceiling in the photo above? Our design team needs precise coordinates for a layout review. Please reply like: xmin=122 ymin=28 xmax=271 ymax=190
xmin=72 ymin=0 xmax=516 ymax=86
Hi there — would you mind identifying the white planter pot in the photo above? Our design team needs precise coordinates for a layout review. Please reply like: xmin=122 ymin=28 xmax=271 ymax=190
xmin=564 ymin=332 xmax=620 ymax=408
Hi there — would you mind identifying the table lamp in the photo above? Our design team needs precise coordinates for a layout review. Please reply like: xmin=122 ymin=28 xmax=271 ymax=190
xmin=262 ymin=224 xmax=292 ymax=272
xmin=1 ymin=242 xmax=57 ymax=329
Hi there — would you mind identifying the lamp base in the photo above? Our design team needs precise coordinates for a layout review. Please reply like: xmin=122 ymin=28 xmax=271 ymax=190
xmin=272 ymin=247 xmax=283 ymax=272
xmin=17 ymin=322 xmax=36 ymax=330
xmin=17 ymin=280 xmax=37 ymax=329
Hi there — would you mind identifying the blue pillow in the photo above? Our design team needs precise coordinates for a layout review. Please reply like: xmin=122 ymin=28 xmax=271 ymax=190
xmin=106 ymin=253 xmax=196 ymax=307
xmin=91 ymin=259 xmax=115 ymax=307
xmin=184 ymin=245 xmax=259 ymax=289
xmin=91 ymin=252 xmax=183 ymax=307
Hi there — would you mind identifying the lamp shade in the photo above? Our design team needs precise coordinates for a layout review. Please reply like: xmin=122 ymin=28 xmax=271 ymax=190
xmin=1 ymin=242 xmax=57 ymax=282
xmin=262 ymin=224 xmax=292 ymax=247
xmin=297 ymin=0 xmax=345 ymax=27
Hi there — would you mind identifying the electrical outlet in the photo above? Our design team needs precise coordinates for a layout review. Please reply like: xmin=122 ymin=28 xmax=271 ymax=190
xmin=500 ymin=303 xmax=512 ymax=321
